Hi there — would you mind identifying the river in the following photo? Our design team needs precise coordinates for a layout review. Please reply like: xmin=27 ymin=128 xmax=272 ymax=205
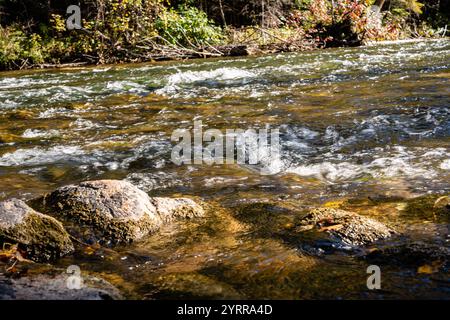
xmin=0 ymin=39 xmax=449 ymax=299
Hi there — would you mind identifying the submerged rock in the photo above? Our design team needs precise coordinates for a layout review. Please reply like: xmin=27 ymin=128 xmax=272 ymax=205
xmin=0 ymin=272 xmax=122 ymax=300
xmin=294 ymin=208 xmax=395 ymax=249
xmin=364 ymin=242 xmax=449 ymax=270
xmin=399 ymin=194 xmax=450 ymax=222
xmin=0 ymin=199 xmax=74 ymax=262
xmin=433 ymin=196 xmax=450 ymax=215
xmin=145 ymin=272 xmax=242 ymax=299
xmin=30 ymin=180 xmax=204 ymax=244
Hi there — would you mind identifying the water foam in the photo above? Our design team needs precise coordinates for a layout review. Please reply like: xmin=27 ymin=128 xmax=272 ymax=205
xmin=0 ymin=146 xmax=84 ymax=166
xmin=155 ymin=67 xmax=256 ymax=96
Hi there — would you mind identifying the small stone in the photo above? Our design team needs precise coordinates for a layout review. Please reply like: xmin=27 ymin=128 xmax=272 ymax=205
xmin=0 ymin=199 xmax=74 ymax=262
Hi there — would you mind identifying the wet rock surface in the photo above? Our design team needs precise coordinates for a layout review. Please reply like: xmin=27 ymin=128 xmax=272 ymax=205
xmin=399 ymin=194 xmax=450 ymax=222
xmin=143 ymin=272 xmax=242 ymax=299
xmin=364 ymin=241 xmax=449 ymax=270
xmin=30 ymin=180 xmax=205 ymax=244
xmin=433 ymin=196 xmax=450 ymax=215
xmin=231 ymin=203 xmax=396 ymax=253
xmin=150 ymin=197 xmax=205 ymax=222
xmin=0 ymin=272 xmax=122 ymax=300
xmin=0 ymin=199 xmax=74 ymax=262
xmin=293 ymin=208 xmax=395 ymax=250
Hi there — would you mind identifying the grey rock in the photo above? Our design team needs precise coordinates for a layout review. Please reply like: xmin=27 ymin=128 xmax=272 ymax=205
xmin=0 ymin=272 xmax=122 ymax=300
xmin=30 ymin=180 xmax=204 ymax=244
xmin=0 ymin=199 xmax=74 ymax=262
xmin=151 ymin=197 xmax=204 ymax=222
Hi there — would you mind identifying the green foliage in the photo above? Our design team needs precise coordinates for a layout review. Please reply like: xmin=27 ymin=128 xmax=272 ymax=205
xmin=294 ymin=0 xmax=312 ymax=10
xmin=398 ymin=0 xmax=424 ymax=15
xmin=0 ymin=26 xmax=47 ymax=69
xmin=0 ymin=0 xmax=447 ymax=70
xmin=155 ymin=6 xmax=224 ymax=46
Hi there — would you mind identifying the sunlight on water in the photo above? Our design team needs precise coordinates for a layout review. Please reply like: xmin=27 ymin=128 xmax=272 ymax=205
xmin=0 ymin=39 xmax=449 ymax=299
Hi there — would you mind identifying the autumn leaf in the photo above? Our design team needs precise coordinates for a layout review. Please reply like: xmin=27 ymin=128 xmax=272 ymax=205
xmin=318 ymin=224 xmax=344 ymax=232
xmin=417 ymin=265 xmax=434 ymax=274
xmin=83 ymin=243 xmax=101 ymax=255
xmin=84 ymin=246 xmax=96 ymax=255
xmin=417 ymin=260 xmax=443 ymax=274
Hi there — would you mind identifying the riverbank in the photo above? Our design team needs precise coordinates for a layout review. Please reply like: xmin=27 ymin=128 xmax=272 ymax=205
xmin=0 ymin=38 xmax=449 ymax=299
xmin=2 ymin=35 xmax=448 ymax=72
xmin=1 ymin=0 xmax=448 ymax=71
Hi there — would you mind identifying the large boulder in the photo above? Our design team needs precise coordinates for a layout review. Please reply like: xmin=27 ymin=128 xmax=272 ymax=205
xmin=30 ymin=180 xmax=204 ymax=244
xmin=0 ymin=199 xmax=74 ymax=262
xmin=294 ymin=208 xmax=395 ymax=250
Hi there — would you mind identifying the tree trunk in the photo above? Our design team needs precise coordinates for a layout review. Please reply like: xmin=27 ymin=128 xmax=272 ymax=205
xmin=374 ymin=0 xmax=386 ymax=12
xmin=218 ymin=0 xmax=227 ymax=27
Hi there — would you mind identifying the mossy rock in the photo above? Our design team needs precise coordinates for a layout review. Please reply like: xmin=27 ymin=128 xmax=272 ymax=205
xmin=0 ymin=199 xmax=74 ymax=262
xmin=293 ymin=208 xmax=396 ymax=250
xmin=29 ymin=180 xmax=205 ymax=245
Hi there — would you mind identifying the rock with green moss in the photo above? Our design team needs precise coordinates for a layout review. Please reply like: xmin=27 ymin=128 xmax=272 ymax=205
xmin=0 ymin=199 xmax=74 ymax=262
xmin=294 ymin=208 xmax=395 ymax=249
xmin=30 ymin=180 xmax=204 ymax=245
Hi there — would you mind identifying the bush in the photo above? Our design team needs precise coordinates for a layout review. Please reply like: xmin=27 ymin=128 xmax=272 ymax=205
xmin=0 ymin=26 xmax=47 ymax=69
xmin=155 ymin=6 xmax=224 ymax=47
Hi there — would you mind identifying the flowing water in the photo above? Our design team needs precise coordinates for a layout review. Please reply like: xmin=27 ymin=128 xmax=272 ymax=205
xmin=0 ymin=39 xmax=449 ymax=299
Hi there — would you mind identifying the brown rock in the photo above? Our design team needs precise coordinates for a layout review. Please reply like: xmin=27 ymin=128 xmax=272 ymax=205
xmin=0 ymin=199 xmax=74 ymax=262
xmin=30 ymin=180 xmax=204 ymax=244
xmin=295 ymin=208 xmax=395 ymax=246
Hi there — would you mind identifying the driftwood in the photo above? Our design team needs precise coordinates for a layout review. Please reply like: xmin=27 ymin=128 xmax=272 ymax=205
xmin=34 ymin=62 xmax=89 ymax=69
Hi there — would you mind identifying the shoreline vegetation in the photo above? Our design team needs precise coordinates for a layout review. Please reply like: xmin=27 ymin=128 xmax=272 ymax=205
xmin=0 ymin=0 xmax=449 ymax=71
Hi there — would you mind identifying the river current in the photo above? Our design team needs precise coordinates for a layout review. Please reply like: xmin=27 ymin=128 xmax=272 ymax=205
xmin=0 ymin=39 xmax=449 ymax=299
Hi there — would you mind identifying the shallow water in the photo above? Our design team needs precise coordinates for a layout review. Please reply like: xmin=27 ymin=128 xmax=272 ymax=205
xmin=0 ymin=39 xmax=449 ymax=299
